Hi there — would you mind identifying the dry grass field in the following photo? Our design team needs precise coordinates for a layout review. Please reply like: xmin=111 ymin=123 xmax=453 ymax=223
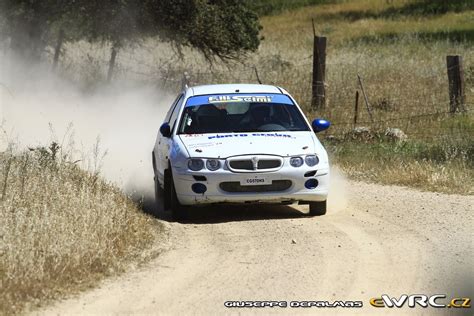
xmin=254 ymin=0 xmax=473 ymax=194
xmin=0 ymin=144 xmax=163 ymax=315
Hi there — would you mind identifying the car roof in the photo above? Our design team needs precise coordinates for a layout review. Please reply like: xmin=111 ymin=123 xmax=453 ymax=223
xmin=188 ymin=84 xmax=284 ymax=96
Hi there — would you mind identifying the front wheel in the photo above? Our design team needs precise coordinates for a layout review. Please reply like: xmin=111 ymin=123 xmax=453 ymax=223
xmin=308 ymin=200 xmax=327 ymax=216
xmin=170 ymin=171 xmax=188 ymax=221
xmin=154 ymin=176 xmax=163 ymax=215
xmin=163 ymin=169 xmax=171 ymax=211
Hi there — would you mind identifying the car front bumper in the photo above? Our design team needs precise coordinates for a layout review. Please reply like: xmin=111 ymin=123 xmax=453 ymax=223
xmin=172 ymin=166 xmax=329 ymax=206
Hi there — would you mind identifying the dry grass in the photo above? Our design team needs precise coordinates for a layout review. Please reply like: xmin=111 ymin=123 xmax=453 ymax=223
xmin=254 ymin=0 xmax=473 ymax=194
xmin=338 ymin=159 xmax=473 ymax=194
xmin=261 ymin=1 xmax=473 ymax=45
xmin=325 ymin=137 xmax=474 ymax=194
xmin=0 ymin=144 xmax=162 ymax=315
xmin=256 ymin=1 xmax=473 ymax=122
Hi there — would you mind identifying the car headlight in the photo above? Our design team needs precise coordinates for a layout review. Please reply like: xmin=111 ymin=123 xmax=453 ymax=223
xmin=305 ymin=155 xmax=319 ymax=167
xmin=206 ymin=159 xmax=221 ymax=171
xmin=188 ymin=159 xmax=204 ymax=171
xmin=290 ymin=157 xmax=304 ymax=167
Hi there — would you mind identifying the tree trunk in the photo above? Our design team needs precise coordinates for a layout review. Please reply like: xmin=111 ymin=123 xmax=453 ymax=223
xmin=52 ymin=29 xmax=65 ymax=71
xmin=107 ymin=43 xmax=119 ymax=83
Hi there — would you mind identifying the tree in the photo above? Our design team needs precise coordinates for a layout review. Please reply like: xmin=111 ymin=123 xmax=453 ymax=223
xmin=148 ymin=0 xmax=261 ymax=61
xmin=75 ymin=0 xmax=262 ymax=80
xmin=0 ymin=0 xmax=262 ymax=79
xmin=71 ymin=0 xmax=153 ymax=81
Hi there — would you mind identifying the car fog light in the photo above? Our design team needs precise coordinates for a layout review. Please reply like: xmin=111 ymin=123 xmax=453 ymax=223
xmin=206 ymin=159 xmax=221 ymax=171
xmin=305 ymin=155 xmax=319 ymax=167
xmin=192 ymin=183 xmax=207 ymax=194
xmin=305 ymin=179 xmax=319 ymax=189
xmin=290 ymin=157 xmax=304 ymax=167
xmin=188 ymin=159 xmax=204 ymax=171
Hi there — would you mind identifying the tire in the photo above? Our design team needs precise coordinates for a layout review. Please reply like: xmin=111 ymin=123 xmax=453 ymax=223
xmin=169 ymin=171 xmax=187 ymax=221
xmin=163 ymin=169 xmax=171 ymax=211
xmin=308 ymin=200 xmax=327 ymax=216
xmin=152 ymin=153 xmax=164 ymax=216
xmin=154 ymin=176 xmax=165 ymax=216
xmin=154 ymin=176 xmax=162 ymax=209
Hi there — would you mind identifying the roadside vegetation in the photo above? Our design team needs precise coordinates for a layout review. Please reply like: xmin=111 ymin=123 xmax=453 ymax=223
xmin=324 ymin=136 xmax=473 ymax=195
xmin=0 ymin=144 xmax=163 ymax=315
xmin=255 ymin=0 xmax=473 ymax=194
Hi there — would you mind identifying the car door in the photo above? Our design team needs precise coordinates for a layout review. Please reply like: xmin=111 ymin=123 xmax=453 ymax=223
xmin=157 ymin=93 xmax=184 ymax=179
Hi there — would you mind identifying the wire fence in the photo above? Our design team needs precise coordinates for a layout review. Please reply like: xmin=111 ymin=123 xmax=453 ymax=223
xmin=117 ymin=60 xmax=473 ymax=142
xmin=331 ymin=107 xmax=474 ymax=127
xmin=324 ymin=110 xmax=473 ymax=143
xmin=53 ymin=45 xmax=473 ymax=144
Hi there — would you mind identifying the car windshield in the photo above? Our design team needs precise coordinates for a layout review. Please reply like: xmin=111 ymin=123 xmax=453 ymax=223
xmin=178 ymin=93 xmax=310 ymax=134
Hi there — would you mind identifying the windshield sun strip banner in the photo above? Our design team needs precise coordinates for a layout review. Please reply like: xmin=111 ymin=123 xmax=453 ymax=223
xmin=185 ymin=93 xmax=294 ymax=107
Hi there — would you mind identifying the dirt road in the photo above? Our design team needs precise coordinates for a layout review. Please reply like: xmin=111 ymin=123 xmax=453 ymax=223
xmin=37 ymin=178 xmax=473 ymax=315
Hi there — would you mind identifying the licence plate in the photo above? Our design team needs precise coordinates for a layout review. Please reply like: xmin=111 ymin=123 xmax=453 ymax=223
xmin=240 ymin=176 xmax=271 ymax=186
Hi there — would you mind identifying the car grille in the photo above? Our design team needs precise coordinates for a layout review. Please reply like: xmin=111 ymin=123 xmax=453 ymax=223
xmin=229 ymin=160 xmax=253 ymax=170
xmin=227 ymin=156 xmax=283 ymax=172
xmin=258 ymin=160 xmax=281 ymax=169
xmin=219 ymin=180 xmax=292 ymax=193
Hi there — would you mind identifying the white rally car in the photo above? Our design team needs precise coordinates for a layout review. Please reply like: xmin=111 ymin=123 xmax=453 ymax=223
xmin=152 ymin=84 xmax=331 ymax=220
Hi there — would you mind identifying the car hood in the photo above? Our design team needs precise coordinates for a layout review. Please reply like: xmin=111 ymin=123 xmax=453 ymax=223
xmin=179 ymin=132 xmax=317 ymax=158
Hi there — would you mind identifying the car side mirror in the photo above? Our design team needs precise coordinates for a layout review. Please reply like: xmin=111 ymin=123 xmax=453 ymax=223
xmin=160 ymin=123 xmax=172 ymax=138
xmin=312 ymin=118 xmax=331 ymax=133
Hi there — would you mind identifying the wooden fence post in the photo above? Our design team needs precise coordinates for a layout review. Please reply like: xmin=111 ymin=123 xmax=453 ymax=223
xmin=254 ymin=66 xmax=262 ymax=84
xmin=446 ymin=55 xmax=466 ymax=113
xmin=52 ymin=29 xmax=64 ymax=71
xmin=312 ymin=33 xmax=327 ymax=109
xmin=354 ymin=90 xmax=359 ymax=127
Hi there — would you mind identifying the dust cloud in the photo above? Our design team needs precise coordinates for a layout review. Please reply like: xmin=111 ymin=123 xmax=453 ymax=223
xmin=0 ymin=55 xmax=348 ymax=213
xmin=328 ymin=167 xmax=349 ymax=214
xmin=0 ymin=55 xmax=174 ymax=203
